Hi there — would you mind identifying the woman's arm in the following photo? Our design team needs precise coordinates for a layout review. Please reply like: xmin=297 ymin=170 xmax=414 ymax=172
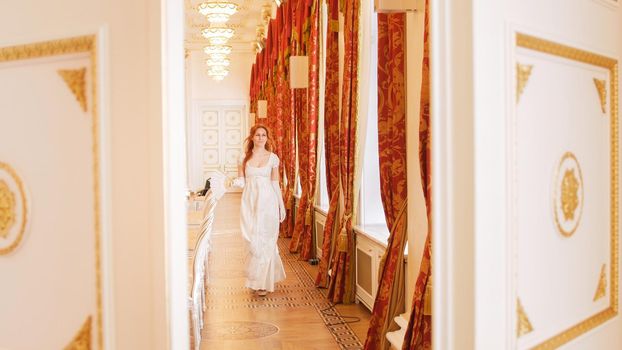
xmin=271 ymin=164 xmax=286 ymax=222
xmin=232 ymin=153 xmax=245 ymax=188
xmin=271 ymin=165 xmax=279 ymax=181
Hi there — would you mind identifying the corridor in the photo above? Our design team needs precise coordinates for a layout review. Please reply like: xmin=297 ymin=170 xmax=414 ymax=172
xmin=190 ymin=193 xmax=371 ymax=350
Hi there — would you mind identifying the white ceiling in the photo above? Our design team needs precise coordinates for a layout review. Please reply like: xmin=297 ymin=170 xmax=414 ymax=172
xmin=185 ymin=0 xmax=272 ymax=53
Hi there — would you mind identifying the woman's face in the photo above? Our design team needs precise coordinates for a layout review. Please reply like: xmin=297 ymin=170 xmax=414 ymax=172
xmin=253 ymin=128 xmax=268 ymax=148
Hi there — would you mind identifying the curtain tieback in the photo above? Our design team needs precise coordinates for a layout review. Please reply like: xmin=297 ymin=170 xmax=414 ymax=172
xmin=337 ymin=213 xmax=352 ymax=252
xmin=423 ymin=275 xmax=433 ymax=316
xmin=305 ymin=198 xmax=314 ymax=225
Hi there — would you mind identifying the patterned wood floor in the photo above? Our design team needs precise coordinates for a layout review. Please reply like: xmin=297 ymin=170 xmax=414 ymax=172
xmin=192 ymin=193 xmax=371 ymax=350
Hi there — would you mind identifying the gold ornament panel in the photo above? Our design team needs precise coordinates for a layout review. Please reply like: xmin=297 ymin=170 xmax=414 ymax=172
xmin=512 ymin=33 xmax=618 ymax=349
xmin=553 ymin=152 xmax=584 ymax=237
xmin=0 ymin=162 xmax=29 ymax=255
xmin=0 ymin=36 xmax=102 ymax=349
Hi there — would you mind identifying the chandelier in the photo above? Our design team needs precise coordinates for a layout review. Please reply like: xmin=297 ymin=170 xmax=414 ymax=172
xmin=201 ymin=26 xmax=235 ymax=46
xmin=208 ymin=66 xmax=229 ymax=80
xmin=206 ymin=57 xmax=230 ymax=67
xmin=198 ymin=1 xmax=238 ymax=24
xmin=203 ymin=45 xmax=232 ymax=56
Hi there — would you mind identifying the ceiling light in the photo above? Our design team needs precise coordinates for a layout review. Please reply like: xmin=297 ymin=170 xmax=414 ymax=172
xmin=206 ymin=57 xmax=231 ymax=67
xmin=208 ymin=67 xmax=229 ymax=78
xmin=203 ymin=45 xmax=232 ymax=56
xmin=201 ymin=26 xmax=235 ymax=46
xmin=197 ymin=1 xmax=238 ymax=24
xmin=207 ymin=53 xmax=228 ymax=61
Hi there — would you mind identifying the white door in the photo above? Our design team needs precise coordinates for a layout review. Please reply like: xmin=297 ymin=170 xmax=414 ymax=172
xmin=433 ymin=1 xmax=622 ymax=349
xmin=188 ymin=101 xmax=247 ymax=190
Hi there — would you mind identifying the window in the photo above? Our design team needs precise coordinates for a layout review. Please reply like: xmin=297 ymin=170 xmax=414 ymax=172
xmin=316 ymin=0 xmax=330 ymax=212
xmin=358 ymin=6 xmax=388 ymax=241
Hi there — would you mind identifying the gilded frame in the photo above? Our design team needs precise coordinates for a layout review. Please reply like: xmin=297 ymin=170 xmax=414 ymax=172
xmin=515 ymin=32 xmax=619 ymax=349
xmin=0 ymin=35 xmax=103 ymax=349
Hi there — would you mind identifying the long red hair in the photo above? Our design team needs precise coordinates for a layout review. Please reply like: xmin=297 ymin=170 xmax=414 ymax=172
xmin=242 ymin=124 xmax=274 ymax=175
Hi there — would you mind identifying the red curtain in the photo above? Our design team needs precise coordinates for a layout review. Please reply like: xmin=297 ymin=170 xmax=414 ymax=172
xmin=315 ymin=0 xmax=340 ymax=288
xmin=403 ymin=0 xmax=432 ymax=348
xmin=326 ymin=0 xmax=360 ymax=304
xmin=289 ymin=0 xmax=320 ymax=260
xmin=364 ymin=12 xmax=407 ymax=350
xmin=288 ymin=0 xmax=310 ymax=254
xmin=280 ymin=0 xmax=298 ymax=238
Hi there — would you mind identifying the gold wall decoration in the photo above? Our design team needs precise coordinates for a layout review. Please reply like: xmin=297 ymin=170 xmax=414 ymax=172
xmin=553 ymin=152 xmax=584 ymax=237
xmin=0 ymin=162 xmax=28 ymax=255
xmin=516 ymin=32 xmax=618 ymax=350
xmin=64 ymin=316 xmax=92 ymax=350
xmin=58 ymin=68 xmax=87 ymax=112
xmin=517 ymin=298 xmax=534 ymax=337
xmin=594 ymin=264 xmax=607 ymax=301
xmin=516 ymin=63 xmax=534 ymax=103
xmin=594 ymin=78 xmax=607 ymax=113
xmin=0 ymin=36 xmax=103 ymax=349
xmin=561 ymin=168 xmax=579 ymax=220
xmin=0 ymin=180 xmax=16 ymax=238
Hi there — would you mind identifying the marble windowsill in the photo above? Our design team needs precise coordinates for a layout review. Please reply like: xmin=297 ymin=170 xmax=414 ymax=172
xmin=314 ymin=204 xmax=329 ymax=216
xmin=353 ymin=224 xmax=408 ymax=260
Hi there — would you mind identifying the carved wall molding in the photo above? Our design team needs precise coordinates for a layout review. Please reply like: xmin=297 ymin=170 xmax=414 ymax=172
xmin=517 ymin=298 xmax=534 ymax=337
xmin=64 ymin=316 xmax=92 ymax=350
xmin=0 ymin=162 xmax=28 ymax=255
xmin=516 ymin=63 xmax=533 ymax=103
xmin=58 ymin=68 xmax=88 ymax=112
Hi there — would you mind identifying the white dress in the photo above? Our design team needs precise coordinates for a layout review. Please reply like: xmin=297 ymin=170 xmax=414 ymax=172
xmin=240 ymin=152 xmax=286 ymax=292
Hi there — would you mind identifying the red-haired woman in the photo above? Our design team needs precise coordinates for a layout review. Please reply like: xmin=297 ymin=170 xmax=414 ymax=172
xmin=233 ymin=124 xmax=286 ymax=297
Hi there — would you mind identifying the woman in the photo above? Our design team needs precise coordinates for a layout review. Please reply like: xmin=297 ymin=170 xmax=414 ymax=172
xmin=233 ymin=124 xmax=286 ymax=296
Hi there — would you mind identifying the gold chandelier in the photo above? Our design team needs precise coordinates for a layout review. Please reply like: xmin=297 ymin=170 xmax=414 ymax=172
xmin=201 ymin=26 xmax=235 ymax=46
xmin=198 ymin=1 xmax=238 ymax=24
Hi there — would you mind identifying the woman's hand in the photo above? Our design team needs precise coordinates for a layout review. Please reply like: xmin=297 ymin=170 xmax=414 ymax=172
xmin=232 ymin=177 xmax=245 ymax=188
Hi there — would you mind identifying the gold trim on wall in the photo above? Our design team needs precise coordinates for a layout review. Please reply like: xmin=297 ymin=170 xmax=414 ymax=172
xmin=0 ymin=36 xmax=102 ymax=349
xmin=594 ymin=264 xmax=607 ymax=302
xmin=553 ymin=152 xmax=584 ymax=237
xmin=0 ymin=162 xmax=28 ymax=255
xmin=64 ymin=316 xmax=92 ymax=350
xmin=58 ymin=68 xmax=88 ymax=112
xmin=0 ymin=180 xmax=16 ymax=238
xmin=594 ymin=78 xmax=607 ymax=114
xmin=516 ymin=63 xmax=533 ymax=103
xmin=517 ymin=298 xmax=534 ymax=337
xmin=516 ymin=32 xmax=619 ymax=350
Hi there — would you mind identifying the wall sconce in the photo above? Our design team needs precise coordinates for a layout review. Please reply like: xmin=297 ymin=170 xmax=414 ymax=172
xmin=374 ymin=0 xmax=423 ymax=12
xmin=289 ymin=56 xmax=309 ymax=89
xmin=257 ymin=100 xmax=268 ymax=119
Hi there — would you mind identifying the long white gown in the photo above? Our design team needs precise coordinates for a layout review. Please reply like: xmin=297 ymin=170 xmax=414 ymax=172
xmin=240 ymin=152 xmax=286 ymax=292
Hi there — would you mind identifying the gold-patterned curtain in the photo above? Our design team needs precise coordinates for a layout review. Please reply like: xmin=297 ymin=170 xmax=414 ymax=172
xmin=364 ymin=12 xmax=407 ymax=350
xmin=289 ymin=0 xmax=320 ymax=260
xmin=280 ymin=0 xmax=297 ymax=238
xmin=403 ymin=0 xmax=432 ymax=348
xmin=326 ymin=0 xmax=360 ymax=304
xmin=315 ymin=0 xmax=341 ymax=288
xmin=289 ymin=0 xmax=310 ymax=255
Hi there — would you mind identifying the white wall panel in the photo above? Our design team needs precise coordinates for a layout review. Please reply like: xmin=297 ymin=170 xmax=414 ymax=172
xmin=512 ymin=34 xmax=618 ymax=349
xmin=0 ymin=0 xmax=176 ymax=349
xmin=0 ymin=46 xmax=98 ymax=350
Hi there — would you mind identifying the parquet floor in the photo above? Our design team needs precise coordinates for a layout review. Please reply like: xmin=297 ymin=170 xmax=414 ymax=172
xmin=191 ymin=193 xmax=371 ymax=350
